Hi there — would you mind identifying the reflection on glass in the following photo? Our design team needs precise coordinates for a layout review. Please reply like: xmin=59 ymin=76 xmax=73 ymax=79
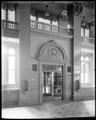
xmin=54 ymin=71 xmax=62 ymax=96
xmin=42 ymin=65 xmax=63 ymax=96
xmin=43 ymin=72 xmax=52 ymax=95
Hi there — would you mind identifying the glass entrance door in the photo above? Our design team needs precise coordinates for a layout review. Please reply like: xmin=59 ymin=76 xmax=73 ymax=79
xmin=42 ymin=72 xmax=53 ymax=96
xmin=42 ymin=65 xmax=63 ymax=100
xmin=54 ymin=72 xmax=62 ymax=96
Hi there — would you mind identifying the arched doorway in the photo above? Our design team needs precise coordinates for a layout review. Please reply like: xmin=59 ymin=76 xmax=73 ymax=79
xmin=38 ymin=40 xmax=67 ymax=102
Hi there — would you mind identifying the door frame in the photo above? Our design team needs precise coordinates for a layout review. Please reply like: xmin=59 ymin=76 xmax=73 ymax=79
xmin=42 ymin=65 xmax=64 ymax=101
xmin=38 ymin=41 xmax=67 ymax=103
xmin=38 ymin=61 xmax=66 ymax=103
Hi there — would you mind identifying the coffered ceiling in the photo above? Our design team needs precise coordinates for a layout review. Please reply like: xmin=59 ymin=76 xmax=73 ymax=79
xmin=4 ymin=1 xmax=95 ymax=24
xmin=31 ymin=1 xmax=95 ymax=24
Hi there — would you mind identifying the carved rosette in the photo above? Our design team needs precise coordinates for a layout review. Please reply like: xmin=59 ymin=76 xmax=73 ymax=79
xmin=47 ymin=46 xmax=63 ymax=60
xmin=48 ymin=47 xmax=57 ymax=56
xmin=38 ymin=40 xmax=67 ymax=62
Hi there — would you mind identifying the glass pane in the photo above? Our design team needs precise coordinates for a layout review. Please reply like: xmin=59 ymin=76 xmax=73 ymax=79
xmin=8 ymin=56 xmax=15 ymax=70
xmin=54 ymin=71 xmax=62 ymax=96
xmin=43 ymin=72 xmax=52 ymax=95
xmin=52 ymin=21 xmax=58 ymax=26
xmin=2 ymin=45 xmax=7 ymax=55
xmin=38 ymin=17 xmax=50 ymax=24
xmin=54 ymin=73 xmax=62 ymax=86
xmin=8 ymin=9 xmax=15 ymax=22
xmin=31 ymin=21 xmax=36 ymax=28
xmin=85 ymin=62 xmax=89 ymax=73
xmin=81 ymin=28 xmax=84 ymax=36
xmin=85 ymin=29 xmax=89 ymax=37
xmin=46 ymin=86 xmax=50 ymax=93
xmin=81 ymin=56 xmax=84 ymax=61
xmin=52 ymin=26 xmax=58 ymax=32
xmin=85 ymin=57 xmax=89 ymax=61
xmin=8 ymin=23 xmax=15 ymax=29
xmin=30 ymin=15 xmax=36 ymax=21
xmin=85 ymin=73 xmax=89 ymax=83
xmin=44 ymin=25 xmax=50 ymax=31
xmin=8 ymin=48 xmax=15 ymax=55
xmin=38 ymin=23 xmax=43 ymax=29
xmin=81 ymin=62 xmax=84 ymax=73
xmin=2 ymin=9 xmax=6 ymax=20
xmin=81 ymin=73 xmax=84 ymax=83
xmin=8 ymin=70 xmax=15 ymax=84
xmin=2 ymin=44 xmax=7 ymax=85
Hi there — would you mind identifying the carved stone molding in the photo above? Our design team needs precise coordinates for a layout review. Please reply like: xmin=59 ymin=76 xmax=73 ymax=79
xmin=38 ymin=40 xmax=67 ymax=63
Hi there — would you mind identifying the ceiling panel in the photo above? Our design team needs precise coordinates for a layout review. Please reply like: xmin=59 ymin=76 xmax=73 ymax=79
xmin=31 ymin=1 xmax=95 ymax=23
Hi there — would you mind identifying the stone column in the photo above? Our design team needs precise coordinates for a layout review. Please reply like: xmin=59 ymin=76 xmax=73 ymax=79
xmin=73 ymin=16 xmax=81 ymax=99
xmin=19 ymin=3 xmax=33 ymax=105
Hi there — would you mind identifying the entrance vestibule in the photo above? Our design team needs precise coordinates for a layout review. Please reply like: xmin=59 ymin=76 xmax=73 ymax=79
xmin=38 ymin=40 xmax=67 ymax=102
xmin=42 ymin=65 xmax=63 ymax=101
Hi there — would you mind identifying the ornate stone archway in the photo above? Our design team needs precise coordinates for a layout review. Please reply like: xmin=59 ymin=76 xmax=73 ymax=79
xmin=38 ymin=40 xmax=67 ymax=103
xmin=38 ymin=40 xmax=67 ymax=63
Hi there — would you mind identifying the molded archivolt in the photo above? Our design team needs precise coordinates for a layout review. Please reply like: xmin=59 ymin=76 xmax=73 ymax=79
xmin=38 ymin=40 xmax=67 ymax=62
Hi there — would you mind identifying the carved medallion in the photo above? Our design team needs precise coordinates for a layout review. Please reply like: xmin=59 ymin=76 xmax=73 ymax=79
xmin=49 ymin=47 xmax=57 ymax=56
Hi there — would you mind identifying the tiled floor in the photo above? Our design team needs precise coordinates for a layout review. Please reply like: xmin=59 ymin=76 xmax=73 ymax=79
xmin=2 ymin=100 xmax=95 ymax=118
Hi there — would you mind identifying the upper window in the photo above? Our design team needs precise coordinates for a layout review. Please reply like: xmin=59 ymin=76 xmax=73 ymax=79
xmin=30 ymin=9 xmax=59 ymax=32
xmin=38 ymin=17 xmax=51 ymax=30
xmin=2 ymin=8 xmax=6 ymax=20
xmin=52 ymin=21 xmax=58 ymax=32
xmin=1 ymin=3 xmax=16 ymax=22
xmin=38 ymin=17 xmax=51 ymax=24
xmin=85 ymin=28 xmax=89 ymax=37
xmin=81 ymin=27 xmax=84 ymax=36
xmin=81 ymin=27 xmax=89 ymax=38
xmin=30 ymin=15 xmax=36 ymax=21
xmin=81 ymin=56 xmax=89 ymax=84
xmin=2 ymin=37 xmax=19 ymax=88
xmin=52 ymin=21 xmax=58 ymax=26
xmin=8 ymin=9 xmax=15 ymax=22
